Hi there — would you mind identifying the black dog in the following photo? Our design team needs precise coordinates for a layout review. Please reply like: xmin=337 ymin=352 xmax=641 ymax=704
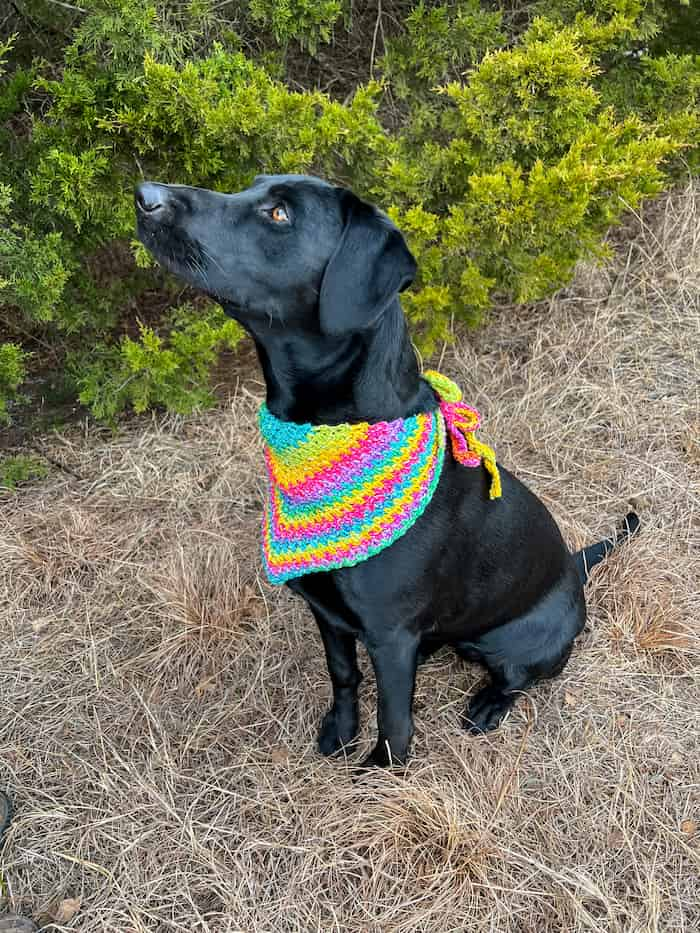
xmin=136 ymin=174 xmax=639 ymax=767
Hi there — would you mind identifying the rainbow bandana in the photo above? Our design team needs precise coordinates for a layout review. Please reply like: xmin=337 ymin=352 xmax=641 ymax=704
xmin=259 ymin=371 xmax=501 ymax=584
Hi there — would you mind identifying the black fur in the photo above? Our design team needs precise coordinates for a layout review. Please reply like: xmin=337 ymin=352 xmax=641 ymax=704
xmin=574 ymin=511 xmax=640 ymax=584
xmin=136 ymin=175 xmax=640 ymax=768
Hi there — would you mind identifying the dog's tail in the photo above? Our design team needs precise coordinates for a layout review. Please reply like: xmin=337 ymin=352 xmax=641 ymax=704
xmin=574 ymin=511 xmax=641 ymax=584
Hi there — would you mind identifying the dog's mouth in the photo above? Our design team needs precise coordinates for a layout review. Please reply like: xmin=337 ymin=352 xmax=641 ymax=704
xmin=137 ymin=215 xmax=213 ymax=292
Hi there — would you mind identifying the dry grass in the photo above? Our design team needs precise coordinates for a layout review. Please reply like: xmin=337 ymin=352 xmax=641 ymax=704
xmin=1 ymin=182 xmax=699 ymax=932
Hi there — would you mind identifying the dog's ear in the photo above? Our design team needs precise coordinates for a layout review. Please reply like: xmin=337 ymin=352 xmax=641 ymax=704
xmin=319 ymin=189 xmax=416 ymax=336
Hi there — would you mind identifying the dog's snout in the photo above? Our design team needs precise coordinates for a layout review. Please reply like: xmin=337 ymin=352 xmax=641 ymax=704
xmin=135 ymin=182 xmax=169 ymax=217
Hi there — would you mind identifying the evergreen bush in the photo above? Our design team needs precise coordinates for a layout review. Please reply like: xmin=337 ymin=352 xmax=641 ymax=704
xmin=1 ymin=1 xmax=697 ymax=420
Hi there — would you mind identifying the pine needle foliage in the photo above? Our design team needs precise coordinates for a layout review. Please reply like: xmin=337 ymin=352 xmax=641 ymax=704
xmin=1 ymin=1 xmax=697 ymax=419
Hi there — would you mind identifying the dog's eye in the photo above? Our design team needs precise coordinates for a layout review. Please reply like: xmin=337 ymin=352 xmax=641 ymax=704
xmin=270 ymin=204 xmax=289 ymax=224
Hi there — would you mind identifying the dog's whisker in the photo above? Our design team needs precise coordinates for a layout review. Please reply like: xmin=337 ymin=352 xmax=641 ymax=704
xmin=199 ymin=242 xmax=226 ymax=277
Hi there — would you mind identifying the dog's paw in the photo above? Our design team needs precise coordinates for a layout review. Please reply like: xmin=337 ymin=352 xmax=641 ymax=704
xmin=355 ymin=741 xmax=408 ymax=772
xmin=356 ymin=748 xmax=388 ymax=770
xmin=462 ymin=684 xmax=516 ymax=735
xmin=317 ymin=705 xmax=358 ymax=757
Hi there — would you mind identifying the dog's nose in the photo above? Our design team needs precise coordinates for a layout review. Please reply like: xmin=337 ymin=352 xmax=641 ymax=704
xmin=135 ymin=182 xmax=168 ymax=217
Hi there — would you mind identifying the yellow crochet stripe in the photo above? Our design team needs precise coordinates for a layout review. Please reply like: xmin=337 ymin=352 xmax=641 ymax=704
xmin=269 ymin=422 xmax=370 ymax=486
xmin=269 ymin=422 xmax=442 ymax=557
xmin=423 ymin=370 xmax=462 ymax=402
xmin=268 ymin=420 xmax=444 ymax=562
xmin=468 ymin=435 xmax=501 ymax=499
xmin=272 ymin=418 xmax=432 ymax=530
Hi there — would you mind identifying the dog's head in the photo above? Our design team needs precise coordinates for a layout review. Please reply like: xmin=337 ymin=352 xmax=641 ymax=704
xmin=135 ymin=174 xmax=416 ymax=337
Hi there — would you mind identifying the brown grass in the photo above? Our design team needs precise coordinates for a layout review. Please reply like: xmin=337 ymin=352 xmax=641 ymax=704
xmin=1 ymin=182 xmax=699 ymax=932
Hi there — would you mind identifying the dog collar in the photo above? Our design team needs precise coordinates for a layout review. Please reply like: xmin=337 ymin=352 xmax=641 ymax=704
xmin=259 ymin=371 xmax=501 ymax=584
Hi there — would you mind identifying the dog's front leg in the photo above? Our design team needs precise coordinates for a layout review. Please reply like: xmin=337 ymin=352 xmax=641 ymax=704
xmin=311 ymin=609 xmax=362 ymax=756
xmin=360 ymin=633 xmax=420 ymax=768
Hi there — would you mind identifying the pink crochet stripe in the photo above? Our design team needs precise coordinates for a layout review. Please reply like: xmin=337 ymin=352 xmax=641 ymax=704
xmin=269 ymin=417 xmax=436 ymax=541
xmin=440 ymin=401 xmax=481 ymax=467
xmin=266 ymin=463 xmax=442 ymax=575
xmin=271 ymin=419 xmax=402 ymax=497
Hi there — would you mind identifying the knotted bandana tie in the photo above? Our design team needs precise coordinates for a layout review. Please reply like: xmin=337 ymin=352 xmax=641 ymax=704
xmin=421 ymin=370 xmax=502 ymax=500
xmin=259 ymin=371 xmax=501 ymax=584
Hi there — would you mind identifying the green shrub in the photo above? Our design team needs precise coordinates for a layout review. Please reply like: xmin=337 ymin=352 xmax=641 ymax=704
xmin=74 ymin=303 xmax=243 ymax=422
xmin=249 ymin=0 xmax=343 ymax=51
xmin=1 ymin=183 xmax=72 ymax=323
xmin=0 ymin=1 xmax=697 ymax=419
xmin=0 ymin=341 xmax=27 ymax=424
xmin=381 ymin=1 xmax=505 ymax=97
xmin=0 ymin=454 xmax=48 ymax=490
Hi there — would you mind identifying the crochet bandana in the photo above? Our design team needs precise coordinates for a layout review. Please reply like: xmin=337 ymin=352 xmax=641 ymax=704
xmin=259 ymin=370 xmax=501 ymax=584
